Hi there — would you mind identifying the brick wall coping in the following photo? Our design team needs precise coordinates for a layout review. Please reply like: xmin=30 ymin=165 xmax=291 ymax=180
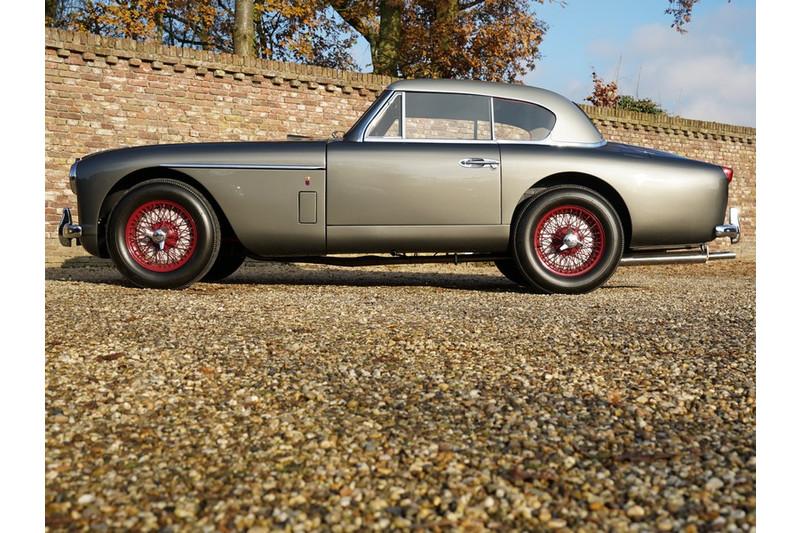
xmin=45 ymin=27 xmax=394 ymax=94
xmin=580 ymin=104 xmax=755 ymax=143
xmin=46 ymin=27 xmax=755 ymax=142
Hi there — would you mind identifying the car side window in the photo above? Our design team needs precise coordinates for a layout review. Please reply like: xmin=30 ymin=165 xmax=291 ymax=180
xmin=366 ymin=93 xmax=402 ymax=139
xmin=493 ymin=98 xmax=556 ymax=142
xmin=405 ymin=92 xmax=492 ymax=140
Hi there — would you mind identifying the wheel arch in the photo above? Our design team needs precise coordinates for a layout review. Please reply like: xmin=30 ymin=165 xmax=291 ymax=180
xmin=512 ymin=172 xmax=632 ymax=251
xmin=97 ymin=167 xmax=240 ymax=257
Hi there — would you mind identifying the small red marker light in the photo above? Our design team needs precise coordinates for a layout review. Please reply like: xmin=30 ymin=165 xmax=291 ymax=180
xmin=722 ymin=166 xmax=734 ymax=183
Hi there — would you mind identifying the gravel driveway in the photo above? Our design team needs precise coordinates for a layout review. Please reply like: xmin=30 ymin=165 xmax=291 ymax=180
xmin=45 ymin=260 xmax=755 ymax=531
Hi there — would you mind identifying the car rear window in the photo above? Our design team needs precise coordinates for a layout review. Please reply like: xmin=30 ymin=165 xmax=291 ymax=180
xmin=493 ymin=98 xmax=556 ymax=142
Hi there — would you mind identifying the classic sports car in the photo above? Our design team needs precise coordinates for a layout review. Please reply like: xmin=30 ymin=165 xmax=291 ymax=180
xmin=59 ymin=79 xmax=740 ymax=293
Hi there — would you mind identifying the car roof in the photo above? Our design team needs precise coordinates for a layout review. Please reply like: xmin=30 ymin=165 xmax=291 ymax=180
xmin=388 ymin=78 xmax=564 ymax=104
xmin=386 ymin=79 xmax=604 ymax=146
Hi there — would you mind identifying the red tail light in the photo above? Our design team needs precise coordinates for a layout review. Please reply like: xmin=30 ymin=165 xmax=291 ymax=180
xmin=722 ymin=166 xmax=734 ymax=183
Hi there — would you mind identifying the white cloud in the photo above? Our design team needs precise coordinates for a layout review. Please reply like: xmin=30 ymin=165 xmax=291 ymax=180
xmin=587 ymin=5 xmax=755 ymax=126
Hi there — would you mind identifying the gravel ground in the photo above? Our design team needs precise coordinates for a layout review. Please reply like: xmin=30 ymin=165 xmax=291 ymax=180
xmin=45 ymin=260 xmax=755 ymax=532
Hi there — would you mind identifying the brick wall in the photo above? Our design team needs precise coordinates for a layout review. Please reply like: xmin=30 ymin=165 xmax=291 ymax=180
xmin=45 ymin=28 xmax=755 ymax=262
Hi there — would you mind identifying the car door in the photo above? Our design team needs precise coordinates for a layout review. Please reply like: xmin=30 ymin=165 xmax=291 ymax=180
xmin=326 ymin=91 xmax=502 ymax=252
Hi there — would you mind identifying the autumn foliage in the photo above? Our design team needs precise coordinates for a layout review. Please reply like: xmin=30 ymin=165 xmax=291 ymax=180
xmin=48 ymin=0 xmax=357 ymax=69
xmin=586 ymin=71 xmax=620 ymax=108
xmin=47 ymin=0 xmax=549 ymax=80
xmin=46 ymin=0 xmax=708 ymax=81
xmin=586 ymin=71 xmax=665 ymax=115
xmin=331 ymin=0 xmax=548 ymax=81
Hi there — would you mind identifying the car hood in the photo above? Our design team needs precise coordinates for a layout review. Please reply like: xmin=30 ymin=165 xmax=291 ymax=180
xmin=77 ymin=140 xmax=328 ymax=173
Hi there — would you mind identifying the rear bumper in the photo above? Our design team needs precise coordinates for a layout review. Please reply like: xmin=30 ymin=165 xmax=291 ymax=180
xmin=714 ymin=207 xmax=740 ymax=244
xmin=58 ymin=208 xmax=82 ymax=247
xmin=621 ymin=207 xmax=741 ymax=266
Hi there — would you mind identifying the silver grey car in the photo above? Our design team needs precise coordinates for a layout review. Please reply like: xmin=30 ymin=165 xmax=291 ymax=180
xmin=59 ymin=79 xmax=740 ymax=293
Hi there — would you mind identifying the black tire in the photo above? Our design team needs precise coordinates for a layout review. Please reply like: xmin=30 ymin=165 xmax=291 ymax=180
xmin=107 ymin=179 xmax=221 ymax=289
xmin=202 ymin=241 xmax=246 ymax=282
xmin=494 ymin=258 xmax=528 ymax=285
xmin=512 ymin=186 xmax=624 ymax=294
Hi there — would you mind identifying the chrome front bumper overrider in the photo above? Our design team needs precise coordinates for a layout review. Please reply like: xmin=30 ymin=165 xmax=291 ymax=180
xmin=58 ymin=208 xmax=82 ymax=247
xmin=714 ymin=207 xmax=740 ymax=244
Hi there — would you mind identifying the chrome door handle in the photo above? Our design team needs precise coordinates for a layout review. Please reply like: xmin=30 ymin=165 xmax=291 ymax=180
xmin=459 ymin=158 xmax=499 ymax=169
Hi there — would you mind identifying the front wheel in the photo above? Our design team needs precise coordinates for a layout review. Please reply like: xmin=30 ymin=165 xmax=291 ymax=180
xmin=107 ymin=179 xmax=221 ymax=289
xmin=202 ymin=241 xmax=247 ymax=282
xmin=512 ymin=186 xmax=624 ymax=294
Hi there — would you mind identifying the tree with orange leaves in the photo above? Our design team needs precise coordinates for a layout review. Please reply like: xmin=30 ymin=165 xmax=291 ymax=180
xmin=46 ymin=0 xmax=714 ymax=78
xmin=331 ymin=0 xmax=548 ymax=81
xmin=52 ymin=0 xmax=357 ymax=69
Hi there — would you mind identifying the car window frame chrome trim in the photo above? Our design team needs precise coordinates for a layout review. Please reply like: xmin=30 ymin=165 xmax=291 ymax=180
xmin=399 ymin=91 xmax=494 ymax=143
xmin=347 ymin=89 xmax=395 ymax=143
xmin=364 ymin=91 xmax=404 ymax=141
xmin=361 ymin=90 xmax=606 ymax=148
xmin=401 ymin=91 xmax=407 ymax=140
xmin=490 ymin=97 xmax=496 ymax=141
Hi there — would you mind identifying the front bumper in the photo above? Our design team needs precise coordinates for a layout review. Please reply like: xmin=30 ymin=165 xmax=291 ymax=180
xmin=58 ymin=208 xmax=82 ymax=247
xmin=714 ymin=207 xmax=740 ymax=244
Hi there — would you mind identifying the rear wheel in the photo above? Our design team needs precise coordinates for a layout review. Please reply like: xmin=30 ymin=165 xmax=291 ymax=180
xmin=107 ymin=179 xmax=221 ymax=289
xmin=512 ymin=186 xmax=623 ymax=294
xmin=494 ymin=258 xmax=528 ymax=285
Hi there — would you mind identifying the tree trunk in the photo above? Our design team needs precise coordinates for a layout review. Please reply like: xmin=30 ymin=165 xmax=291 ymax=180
xmin=45 ymin=0 xmax=60 ymax=26
xmin=372 ymin=0 xmax=403 ymax=76
xmin=234 ymin=0 xmax=255 ymax=57
xmin=431 ymin=0 xmax=458 ymax=78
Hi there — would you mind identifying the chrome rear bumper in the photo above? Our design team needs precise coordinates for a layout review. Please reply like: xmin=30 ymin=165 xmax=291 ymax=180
xmin=58 ymin=208 xmax=82 ymax=247
xmin=621 ymin=207 xmax=740 ymax=266
xmin=714 ymin=207 xmax=740 ymax=244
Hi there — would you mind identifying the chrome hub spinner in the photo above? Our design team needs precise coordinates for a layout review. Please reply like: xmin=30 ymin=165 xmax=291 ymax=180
xmin=559 ymin=231 xmax=581 ymax=251
xmin=146 ymin=228 xmax=168 ymax=251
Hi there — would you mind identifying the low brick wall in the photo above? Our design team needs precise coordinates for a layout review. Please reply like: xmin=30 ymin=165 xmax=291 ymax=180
xmin=45 ymin=28 xmax=755 ymax=264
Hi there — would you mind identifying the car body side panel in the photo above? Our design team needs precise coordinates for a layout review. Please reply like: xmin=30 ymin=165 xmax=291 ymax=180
xmin=186 ymin=168 xmax=325 ymax=255
xmin=326 ymin=142 xmax=501 ymax=226
xmin=74 ymin=138 xmax=729 ymax=258
xmin=499 ymin=144 xmax=728 ymax=247
xmin=73 ymin=141 xmax=326 ymax=256
xmin=327 ymin=225 xmax=509 ymax=253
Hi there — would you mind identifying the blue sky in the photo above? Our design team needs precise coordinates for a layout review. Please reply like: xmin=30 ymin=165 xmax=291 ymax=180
xmin=349 ymin=0 xmax=755 ymax=126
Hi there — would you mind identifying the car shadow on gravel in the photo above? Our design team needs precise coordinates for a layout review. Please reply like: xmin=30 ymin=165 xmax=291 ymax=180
xmin=45 ymin=258 xmax=645 ymax=293
xmin=44 ymin=265 xmax=533 ymax=293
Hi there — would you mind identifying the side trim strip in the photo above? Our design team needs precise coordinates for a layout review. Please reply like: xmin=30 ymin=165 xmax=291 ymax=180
xmin=160 ymin=163 xmax=325 ymax=170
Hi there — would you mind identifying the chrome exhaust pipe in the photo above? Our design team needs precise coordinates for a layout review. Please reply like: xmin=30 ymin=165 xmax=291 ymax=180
xmin=620 ymin=248 xmax=736 ymax=266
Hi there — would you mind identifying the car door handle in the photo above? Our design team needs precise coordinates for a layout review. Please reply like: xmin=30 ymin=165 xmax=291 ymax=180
xmin=459 ymin=158 xmax=499 ymax=169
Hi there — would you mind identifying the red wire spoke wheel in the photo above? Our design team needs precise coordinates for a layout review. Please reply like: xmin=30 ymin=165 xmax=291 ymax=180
xmin=108 ymin=179 xmax=220 ymax=289
xmin=124 ymin=200 xmax=198 ymax=272
xmin=533 ymin=204 xmax=606 ymax=277
xmin=512 ymin=186 xmax=624 ymax=294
